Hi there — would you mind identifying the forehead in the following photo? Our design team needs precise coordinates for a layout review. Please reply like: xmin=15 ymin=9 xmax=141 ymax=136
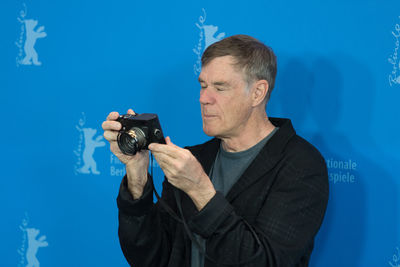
xmin=199 ymin=56 xmax=245 ymax=83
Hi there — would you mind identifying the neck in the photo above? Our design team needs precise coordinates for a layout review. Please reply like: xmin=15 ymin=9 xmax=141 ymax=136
xmin=220 ymin=111 xmax=276 ymax=152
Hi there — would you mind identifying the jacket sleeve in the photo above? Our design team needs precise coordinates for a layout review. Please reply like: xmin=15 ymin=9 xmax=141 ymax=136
xmin=187 ymin=154 xmax=329 ymax=266
xmin=117 ymin=174 xmax=177 ymax=267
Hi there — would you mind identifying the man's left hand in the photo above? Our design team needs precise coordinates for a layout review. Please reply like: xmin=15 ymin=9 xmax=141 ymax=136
xmin=149 ymin=137 xmax=216 ymax=210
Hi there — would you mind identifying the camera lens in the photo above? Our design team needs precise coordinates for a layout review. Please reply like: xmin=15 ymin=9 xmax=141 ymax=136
xmin=117 ymin=127 xmax=147 ymax=155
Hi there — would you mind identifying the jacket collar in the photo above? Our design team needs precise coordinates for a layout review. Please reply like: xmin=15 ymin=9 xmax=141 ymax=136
xmin=226 ymin=117 xmax=296 ymax=201
xmin=191 ymin=118 xmax=296 ymax=202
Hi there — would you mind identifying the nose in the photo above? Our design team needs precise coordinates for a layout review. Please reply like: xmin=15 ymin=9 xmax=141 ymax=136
xmin=199 ymin=88 xmax=214 ymax=105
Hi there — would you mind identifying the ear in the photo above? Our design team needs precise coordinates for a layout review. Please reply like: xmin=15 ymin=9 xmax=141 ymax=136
xmin=251 ymin=80 xmax=269 ymax=107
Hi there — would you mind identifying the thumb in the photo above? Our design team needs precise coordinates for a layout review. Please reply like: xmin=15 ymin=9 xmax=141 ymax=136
xmin=165 ymin=136 xmax=177 ymax=147
xmin=165 ymin=136 xmax=172 ymax=145
xmin=165 ymin=137 xmax=179 ymax=149
xmin=127 ymin=109 xmax=136 ymax=115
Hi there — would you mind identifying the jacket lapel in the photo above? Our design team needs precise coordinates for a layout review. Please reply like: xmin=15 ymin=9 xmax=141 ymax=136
xmin=195 ymin=138 xmax=221 ymax=175
xmin=180 ymin=138 xmax=221 ymax=218
xmin=226 ymin=118 xmax=296 ymax=202
xmin=180 ymin=119 xmax=296 ymax=214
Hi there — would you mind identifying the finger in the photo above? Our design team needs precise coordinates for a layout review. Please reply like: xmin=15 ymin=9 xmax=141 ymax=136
xmin=148 ymin=142 xmax=161 ymax=151
xmin=127 ymin=109 xmax=136 ymax=115
xmin=150 ymin=144 xmax=188 ymax=162
xmin=162 ymin=169 xmax=174 ymax=182
xmin=152 ymin=151 xmax=176 ymax=168
xmin=149 ymin=137 xmax=178 ymax=151
xmin=103 ymin=130 xmax=119 ymax=141
xmin=102 ymin=120 xmax=122 ymax=131
xmin=165 ymin=136 xmax=172 ymax=145
xmin=110 ymin=142 xmax=123 ymax=154
xmin=149 ymin=143 xmax=179 ymax=158
xmin=157 ymin=162 xmax=176 ymax=181
xmin=165 ymin=136 xmax=179 ymax=149
xmin=106 ymin=111 xmax=120 ymax=121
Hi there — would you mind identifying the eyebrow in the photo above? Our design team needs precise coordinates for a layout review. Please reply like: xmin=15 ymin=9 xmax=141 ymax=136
xmin=198 ymin=78 xmax=230 ymax=87
xmin=213 ymin=81 xmax=229 ymax=87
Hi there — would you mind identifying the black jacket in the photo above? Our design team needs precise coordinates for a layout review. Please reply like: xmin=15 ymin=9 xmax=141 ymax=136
xmin=117 ymin=118 xmax=329 ymax=267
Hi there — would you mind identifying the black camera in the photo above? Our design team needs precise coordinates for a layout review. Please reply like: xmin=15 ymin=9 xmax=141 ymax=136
xmin=116 ymin=113 xmax=166 ymax=155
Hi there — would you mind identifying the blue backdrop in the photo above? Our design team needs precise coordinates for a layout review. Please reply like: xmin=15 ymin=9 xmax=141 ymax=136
xmin=1 ymin=0 xmax=399 ymax=266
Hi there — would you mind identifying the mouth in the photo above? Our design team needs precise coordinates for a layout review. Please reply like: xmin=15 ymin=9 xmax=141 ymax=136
xmin=202 ymin=114 xmax=218 ymax=118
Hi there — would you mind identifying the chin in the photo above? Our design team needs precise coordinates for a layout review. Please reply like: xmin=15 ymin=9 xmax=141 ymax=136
xmin=202 ymin=128 xmax=214 ymax=137
xmin=202 ymin=125 xmax=219 ymax=137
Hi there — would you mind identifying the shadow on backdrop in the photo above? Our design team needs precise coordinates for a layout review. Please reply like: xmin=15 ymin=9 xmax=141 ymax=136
xmin=270 ymin=54 xmax=398 ymax=266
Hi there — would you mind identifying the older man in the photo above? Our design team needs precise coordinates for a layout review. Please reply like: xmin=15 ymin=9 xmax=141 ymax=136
xmin=102 ymin=35 xmax=329 ymax=267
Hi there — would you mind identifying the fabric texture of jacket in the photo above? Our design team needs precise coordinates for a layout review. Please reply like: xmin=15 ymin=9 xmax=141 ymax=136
xmin=116 ymin=117 xmax=329 ymax=267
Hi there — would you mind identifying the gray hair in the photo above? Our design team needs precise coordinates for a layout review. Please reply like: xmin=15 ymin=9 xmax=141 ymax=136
xmin=202 ymin=34 xmax=277 ymax=101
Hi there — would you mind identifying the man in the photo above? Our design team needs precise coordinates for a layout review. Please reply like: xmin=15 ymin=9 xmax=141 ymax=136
xmin=102 ymin=35 xmax=329 ymax=266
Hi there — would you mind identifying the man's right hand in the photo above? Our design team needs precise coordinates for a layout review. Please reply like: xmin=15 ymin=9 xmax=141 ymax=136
xmin=102 ymin=109 xmax=149 ymax=199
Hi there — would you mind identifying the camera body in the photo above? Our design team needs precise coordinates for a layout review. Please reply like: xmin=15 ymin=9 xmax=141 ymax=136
xmin=116 ymin=113 xmax=165 ymax=155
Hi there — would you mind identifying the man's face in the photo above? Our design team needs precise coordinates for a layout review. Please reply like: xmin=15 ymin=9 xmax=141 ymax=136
xmin=198 ymin=56 xmax=253 ymax=138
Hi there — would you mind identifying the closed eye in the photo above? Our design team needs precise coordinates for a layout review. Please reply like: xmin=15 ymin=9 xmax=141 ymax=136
xmin=213 ymin=81 xmax=230 ymax=91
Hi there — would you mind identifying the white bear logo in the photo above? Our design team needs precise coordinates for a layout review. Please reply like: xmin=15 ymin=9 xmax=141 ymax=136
xmin=203 ymin=24 xmax=225 ymax=49
xmin=389 ymin=74 xmax=400 ymax=86
xmin=25 ymin=228 xmax=48 ymax=267
xmin=77 ymin=128 xmax=106 ymax=175
xmin=193 ymin=8 xmax=226 ymax=75
xmin=21 ymin=19 xmax=47 ymax=66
